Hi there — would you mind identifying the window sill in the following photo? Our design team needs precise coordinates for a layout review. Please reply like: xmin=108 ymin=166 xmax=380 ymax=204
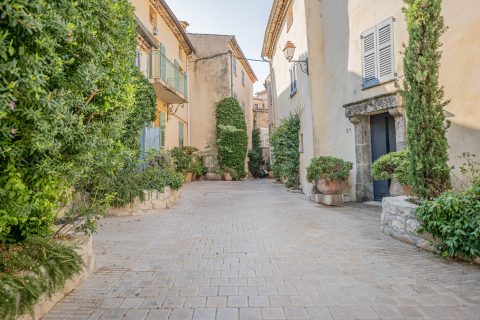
xmin=362 ymin=78 xmax=396 ymax=90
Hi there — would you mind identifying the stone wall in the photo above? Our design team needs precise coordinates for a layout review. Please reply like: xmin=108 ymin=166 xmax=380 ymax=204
xmin=19 ymin=234 xmax=94 ymax=320
xmin=381 ymin=196 xmax=434 ymax=251
xmin=107 ymin=188 xmax=181 ymax=216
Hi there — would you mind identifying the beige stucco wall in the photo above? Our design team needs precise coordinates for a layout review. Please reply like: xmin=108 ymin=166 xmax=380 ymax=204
xmin=269 ymin=0 xmax=315 ymax=194
xmin=268 ymin=0 xmax=480 ymax=200
xmin=131 ymin=0 xmax=190 ymax=149
xmin=188 ymin=34 xmax=255 ymax=169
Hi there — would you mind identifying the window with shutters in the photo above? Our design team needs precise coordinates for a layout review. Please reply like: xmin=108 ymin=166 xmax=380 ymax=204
xmin=159 ymin=112 xmax=166 ymax=149
xmin=290 ymin=64 xmax=297 ymax=96
xmin=361 ymin=17 xmax=395 ymax=88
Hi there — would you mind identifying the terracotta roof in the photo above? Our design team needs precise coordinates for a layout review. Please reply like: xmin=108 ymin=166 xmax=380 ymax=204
xmin=262 ymin=0 xmax=291 ymax=59
xmin=149 ymin=0 xmax=195 ymax=55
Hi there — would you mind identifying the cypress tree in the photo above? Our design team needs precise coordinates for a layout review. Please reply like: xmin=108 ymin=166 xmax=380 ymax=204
xmin=402 ymin=0 xmax=451 ymax=199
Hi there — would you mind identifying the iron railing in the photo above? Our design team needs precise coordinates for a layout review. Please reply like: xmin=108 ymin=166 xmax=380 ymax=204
xmin=147 ymin=50 xmax=188 ymax=98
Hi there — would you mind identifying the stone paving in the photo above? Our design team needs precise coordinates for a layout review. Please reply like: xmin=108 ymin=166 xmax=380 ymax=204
xmin=45 ymin=180 xmax=480 ymax=320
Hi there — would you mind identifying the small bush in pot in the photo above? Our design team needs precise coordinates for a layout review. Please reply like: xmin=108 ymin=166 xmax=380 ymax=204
xmin=307 ymin=156 xmax=353 ymax=194
xmin=223 ymin=168 xmax=237 ymax=181
xmin=372 ymin=150 xmax=410 ymax=196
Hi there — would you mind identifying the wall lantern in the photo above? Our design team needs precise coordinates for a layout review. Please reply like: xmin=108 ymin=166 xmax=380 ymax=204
xmin=283 ymin=41 xmax=309 ymax=75
xmin=152 ymin=26 xmax=159 ymax=35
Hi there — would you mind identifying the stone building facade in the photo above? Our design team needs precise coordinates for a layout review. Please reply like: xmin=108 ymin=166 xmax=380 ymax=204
xmin=131 ymin=0 xmax=194 ymax=149
xmin=187 ymin=34 xmax=257 ymax=169
xmin=263 ymin=0 xmax=480 ymax=201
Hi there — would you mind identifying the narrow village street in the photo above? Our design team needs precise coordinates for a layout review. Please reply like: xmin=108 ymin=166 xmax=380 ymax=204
xmin=45 ymin=180 xmax=480 ymax=320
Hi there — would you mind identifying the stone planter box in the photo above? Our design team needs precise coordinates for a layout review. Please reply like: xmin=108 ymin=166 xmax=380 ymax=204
xmin=19 ymin=234 xmax=94 ymax=320
xmin=205 ymin=173 xmax=222 ymax=181
xmin=107 ymin=188 xmax=181 ymax=217
xmin=382 ymin=196 xmax=480 ymax=265
xmin=381 ymin=196 xmax=434 ymax=251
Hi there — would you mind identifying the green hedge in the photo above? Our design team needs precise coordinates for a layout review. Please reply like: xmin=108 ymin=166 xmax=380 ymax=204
xmin=271 ymin=113 xmax=300 ymax=188
xmin=416 ymin=181 xmax=480 ymax=259
xmin=216 ymin=97 xmax=248 ymax=179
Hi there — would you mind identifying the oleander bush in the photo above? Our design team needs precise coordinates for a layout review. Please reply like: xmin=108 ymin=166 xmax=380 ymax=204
xmin=372 ymin=150 xmax=409 ymax=186
xmin=216 ymin=97 xmax=248 ymax=179
xmin=306 ymin=156 xmax=353 ymax=183
xmin=0 ymin=238 xmax=82 ymax=320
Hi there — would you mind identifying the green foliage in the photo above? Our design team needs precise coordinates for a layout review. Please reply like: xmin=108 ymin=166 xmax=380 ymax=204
xmin=0 ymin=238 xmax=82 ymax=319
xmin=0 ymin=0 xmax=157 ymax=242
xmin=216 ymin=97 xmax=248 ymax=180
xmin=372 ymin=150 xmax=410 ymax=186
xmin=271 ymin=114 xmax=300 ymax=188
xmin=306 ymin=156 xmax=353 ymax=183
xmin=416 ymin=181 xmax=480 ymax=259
xmin=457 ymin=152 xmax=480 ymax=188
xmin=248 ymin=123 xmax=263 ymax=178
xmin=402 ymin=0 xmax=451 ymax=199
xmin=171 ymin=147 xmax=194 ymax=174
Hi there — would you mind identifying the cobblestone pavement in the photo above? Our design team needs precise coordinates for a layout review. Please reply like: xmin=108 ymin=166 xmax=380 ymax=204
xmin=45 ymin=180 xmax=480 ymax=320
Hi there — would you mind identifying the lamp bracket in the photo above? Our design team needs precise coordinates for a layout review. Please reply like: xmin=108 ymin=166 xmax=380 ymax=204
xmin=291 ymin=58 xmax=309 ymax=75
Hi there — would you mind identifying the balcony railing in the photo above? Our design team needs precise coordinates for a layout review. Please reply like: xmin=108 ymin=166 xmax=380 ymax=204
xmin=147 ymin=50 xmax=188 ymax=99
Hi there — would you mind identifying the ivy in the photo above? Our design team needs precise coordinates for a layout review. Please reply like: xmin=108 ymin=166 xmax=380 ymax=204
xmin=216 ymin=97 xmax=248 ymax=179
xmin=271 ymin=113 xmax=300 ymax=188
xmin=402 ymin=0 xmax=451 ymax=199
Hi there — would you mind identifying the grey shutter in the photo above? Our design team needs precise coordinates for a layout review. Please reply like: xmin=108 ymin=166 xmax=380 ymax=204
xmin=377 ymin=17 xmax=394 ymax=82
xmin=361 ymin=26 xmax=377 ymax=87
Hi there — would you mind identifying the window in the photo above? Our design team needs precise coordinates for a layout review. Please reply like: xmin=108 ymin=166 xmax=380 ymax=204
xmin=361 ymin=17 xmax=395 ymax=88
xmin=159 ymin=112 xmax=166 ymax=148
xmin=241 ymin=70 xmax=245 ymax=86
xmin=232 ymin=58 xmax=237 ymax=75
xmin=135 ymin=49 xmax=141 ymax=69
xmin=286 ymin=2 xmax=293 ymax=31
xmin=149 ymin=6 xmax=158 ymax=26
xmin=290 ymin=64 xmax=297 ymax=96
xmin=178 ymin=122 xmax=184 ymax=147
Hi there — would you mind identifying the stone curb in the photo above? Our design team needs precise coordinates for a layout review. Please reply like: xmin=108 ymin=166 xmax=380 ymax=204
xmin=18 ymin=234 xmax=95 ymax=320
xmin=106 ymin=188 xmax=182 ymax=217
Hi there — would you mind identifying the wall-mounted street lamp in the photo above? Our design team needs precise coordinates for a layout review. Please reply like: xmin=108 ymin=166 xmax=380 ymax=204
xmin=152 ymin=26 xmax=159 ymax=35
xmin=283 ymin=41 xmax=309 ymax=75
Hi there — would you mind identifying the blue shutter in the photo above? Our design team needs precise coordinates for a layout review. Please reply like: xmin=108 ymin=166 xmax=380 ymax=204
xmin=178 ymin=122 xmax=184 ymax=147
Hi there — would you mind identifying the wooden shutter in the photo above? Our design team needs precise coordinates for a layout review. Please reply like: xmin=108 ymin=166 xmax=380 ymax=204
xmin=160 ymin=112 xmax=166 ymax=148
xmin=377 ymin=17 xmax=394 ymax=83
xmin=178 ymin=122 xmax=184 ymax=147
xmin=361 ymin=26 xmax=377 ymax=87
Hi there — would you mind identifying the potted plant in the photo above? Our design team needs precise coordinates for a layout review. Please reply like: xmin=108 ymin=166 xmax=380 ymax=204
xmin=189 ymin=159 xmax=203 ymax=181
xmin=206 ymin=168 xmax=223 ymax=181
xmin=306 ymin=156 xmax=353 ymax=194
xmin=223 ymin=168 xmax=236 ymax=181
xmin=372 ymin=150 xmax=410 ymax=196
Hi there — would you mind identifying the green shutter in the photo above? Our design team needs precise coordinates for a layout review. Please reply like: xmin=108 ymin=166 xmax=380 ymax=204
xmin=178 ymin=122 xmax=184 ymax=147
xmin=160 ymin=111 xmax=166 ymax=148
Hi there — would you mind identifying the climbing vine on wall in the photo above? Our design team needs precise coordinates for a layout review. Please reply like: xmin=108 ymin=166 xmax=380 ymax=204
xmin=271 ymin=113 xmax=300 ymax=188
xmin=216 ymin=97 xmax=248 ymax=179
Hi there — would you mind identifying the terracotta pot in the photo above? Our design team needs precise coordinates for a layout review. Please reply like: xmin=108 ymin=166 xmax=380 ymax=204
xmin=389 ymin=180 xmax=411 ymax=197
xmin=192 ymin=173 xmax=197 ymax=181
xmin=315 ymin=179 xmax=342 ymax=195
xmin=184 ymin=172 xmax=193 ymax=182
xmin=223 ymin=172 xmax=233 ymax=181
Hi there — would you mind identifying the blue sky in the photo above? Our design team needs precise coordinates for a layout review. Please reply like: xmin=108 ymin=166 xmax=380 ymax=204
xmin=167 ymin=0 xmax=273 ymax=93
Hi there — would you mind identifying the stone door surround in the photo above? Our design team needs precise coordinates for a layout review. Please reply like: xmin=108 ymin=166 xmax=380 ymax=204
xmin=343 ymin=93 xmax=406 ymax=202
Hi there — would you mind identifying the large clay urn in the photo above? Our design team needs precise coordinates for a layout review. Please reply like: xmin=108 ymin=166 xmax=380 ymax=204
xmin=389 ymin=180 xmax=411 ymax=197
xmin=223 ymin=172 xmax=233 ymax=181
xmin=316 ymin=179 xmax=342 ymax=195
xmin=184 ymin=172 xmax=193 ymax=182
